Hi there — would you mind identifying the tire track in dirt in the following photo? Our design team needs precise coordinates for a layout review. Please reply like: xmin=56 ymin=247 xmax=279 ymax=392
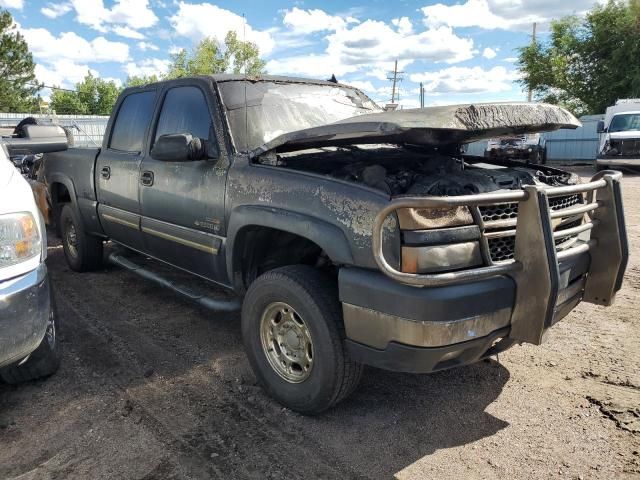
xmin=52 ymin=255 xmax=368 ymax=479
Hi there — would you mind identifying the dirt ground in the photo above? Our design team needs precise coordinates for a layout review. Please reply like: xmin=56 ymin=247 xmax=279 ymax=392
xmin=1 ymin=166 xmax=638 ymax=480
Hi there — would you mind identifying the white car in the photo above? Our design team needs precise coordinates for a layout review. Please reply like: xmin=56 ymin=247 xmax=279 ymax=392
xmin=0 ymin=125 xmax=67 ymax=383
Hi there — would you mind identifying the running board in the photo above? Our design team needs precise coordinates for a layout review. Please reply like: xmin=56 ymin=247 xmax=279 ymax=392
xmin=108 ymin=253 xmax=241 ymax=312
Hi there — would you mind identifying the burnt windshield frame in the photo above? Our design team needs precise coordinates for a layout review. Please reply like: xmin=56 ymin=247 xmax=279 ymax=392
xmin=217 ymin=80 xmax=380 ymax=154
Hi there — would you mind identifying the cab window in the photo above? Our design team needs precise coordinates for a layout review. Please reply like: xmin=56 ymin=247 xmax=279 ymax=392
xmin=109 ymin=91 xmax=155 ymax=152
xmin=155 ymin=86 xmax=213 ymax=143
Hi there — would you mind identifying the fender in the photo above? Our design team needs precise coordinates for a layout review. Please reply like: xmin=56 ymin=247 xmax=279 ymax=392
xmin=47 ymin=173 xmax=103 ymax=236
xmin=226 ymin=205 xmax=355 ymax=285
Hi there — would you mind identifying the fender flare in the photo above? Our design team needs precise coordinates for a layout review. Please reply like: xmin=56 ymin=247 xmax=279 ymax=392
xmin=226 ymin=205 xmax=354 ymax=285
xmin=47 ymin=173 xmax=79 ymax=210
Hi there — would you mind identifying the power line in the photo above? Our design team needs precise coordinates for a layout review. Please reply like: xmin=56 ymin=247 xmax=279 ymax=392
xmin=26 ymin=83 xmax=78 ymax=93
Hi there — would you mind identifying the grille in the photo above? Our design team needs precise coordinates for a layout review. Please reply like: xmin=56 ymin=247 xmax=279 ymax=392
xmin=479 ymin=193 xmax=582 ymax=223
xmin=611 ymin=139 xmax=640 ymax=156
xmin=488 ymin=236 xmax=516 ymax=262
xmin=484 ymin=193 xmax=584 ymax=262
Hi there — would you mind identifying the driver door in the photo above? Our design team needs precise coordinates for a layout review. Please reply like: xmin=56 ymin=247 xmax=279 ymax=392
xmin=138 ymin=82 xmax=228 ymax=283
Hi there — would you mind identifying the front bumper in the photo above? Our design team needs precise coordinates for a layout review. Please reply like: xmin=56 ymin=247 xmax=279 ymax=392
xmin=341 ymin=254 xmax=588 ymax=373
xmin=597 ymin=157 xmax=640 ymax=168
xmin=347 ymin=171 xmax=628 ymax=373
xmin=0 ymin=263 xmax=51 ymax=369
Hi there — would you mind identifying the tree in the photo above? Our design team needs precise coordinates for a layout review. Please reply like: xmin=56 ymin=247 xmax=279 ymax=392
xmin=50 ymin=72 xmax=121 ymax=115
xmin=166 ymin=31 xmax=266 ymax=79
xmin=124 ymin=74 xmax=160 ymax=87
xmin=518 ymin=0 xmax=640 ymax=116
xmin=0 ymin=9 xmax=40 ymax=112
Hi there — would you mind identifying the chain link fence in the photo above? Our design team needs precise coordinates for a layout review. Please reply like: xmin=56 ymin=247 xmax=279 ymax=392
xmin=0 ymin=113 xmax=109 ymax=148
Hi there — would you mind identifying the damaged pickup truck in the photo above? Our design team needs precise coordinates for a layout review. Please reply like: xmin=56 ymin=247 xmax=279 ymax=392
xmin=43 ymin=76 xmax=628 ymax=414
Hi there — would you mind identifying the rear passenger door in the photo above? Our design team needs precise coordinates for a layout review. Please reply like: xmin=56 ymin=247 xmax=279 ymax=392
xmin=138 ymin=81 xmax=229 ymax=283
xmin=96 ymin=89 xmax=156 ymax=252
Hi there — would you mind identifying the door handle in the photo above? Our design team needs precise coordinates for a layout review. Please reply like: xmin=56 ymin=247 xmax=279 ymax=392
xmin=140 ymin=171 xmax=154 ymax=187
xmin=101 ymin=166 xmax=111 ymax=179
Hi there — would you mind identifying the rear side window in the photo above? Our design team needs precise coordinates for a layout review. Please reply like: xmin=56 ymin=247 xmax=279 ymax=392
xmin=109 ymin=91 xmax=155 ymax=152
xmin=155 ymin=86 xmax=212 ymax=142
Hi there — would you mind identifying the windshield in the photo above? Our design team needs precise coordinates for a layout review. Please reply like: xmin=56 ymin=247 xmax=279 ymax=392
xmin=609 ymin=113 xmax=640 ymax=132
xmin=218 ymin=80 xmax=381 ymax=152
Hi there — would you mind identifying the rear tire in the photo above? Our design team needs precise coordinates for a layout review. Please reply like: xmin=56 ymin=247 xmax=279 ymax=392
xmin=60 ymin=204 xmax=103 ymax=272
xmin=241 ymin=265 xmax=363 ymax=415
xmin=0 ymin=289 xmax=61 ymax=384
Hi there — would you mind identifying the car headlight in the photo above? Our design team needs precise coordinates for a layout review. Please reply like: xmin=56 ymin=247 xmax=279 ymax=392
xmin=397 ymin=206 xmax=473 ymax=230
xmin=0 ymin=212 xmax=42 ymax=268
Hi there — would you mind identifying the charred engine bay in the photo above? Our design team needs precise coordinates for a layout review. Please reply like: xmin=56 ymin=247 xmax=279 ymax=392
xmin=262 ymin=146 xmax=575 ymax=196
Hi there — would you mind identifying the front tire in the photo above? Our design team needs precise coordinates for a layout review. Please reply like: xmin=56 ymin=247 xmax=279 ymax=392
xmin=60 ymin=204 xmax=103 ymax=272
xmin=241 ymin=265 xmax=363 ymax=415
xmin=1 ymin=289 xmax=61 ymax=384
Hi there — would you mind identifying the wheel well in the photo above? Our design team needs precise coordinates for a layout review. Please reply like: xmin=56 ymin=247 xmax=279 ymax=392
xmin=50 ymin=183 xmax=72 ymax=233
xmin=233 ymin=226 xmax=327 ymax=291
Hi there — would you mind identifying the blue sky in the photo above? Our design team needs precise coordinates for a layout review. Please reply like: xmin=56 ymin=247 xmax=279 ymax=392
xmin=2 ymin=0 xmax=602 ymax=107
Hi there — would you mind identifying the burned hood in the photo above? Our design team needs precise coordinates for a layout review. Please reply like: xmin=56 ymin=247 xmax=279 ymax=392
xmin=250 ymin=102 xmax=580 ymax=158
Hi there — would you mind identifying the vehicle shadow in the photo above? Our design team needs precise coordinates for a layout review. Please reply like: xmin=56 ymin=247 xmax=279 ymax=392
xmin=273 ymin=361 xmax=510 ymax=479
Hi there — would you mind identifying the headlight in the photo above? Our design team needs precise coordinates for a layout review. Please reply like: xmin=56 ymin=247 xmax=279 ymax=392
xmin=0 ymin=212 xmax=42 ymax=268
xmin=397 ymin=206 xmax=473 ymax=230
xmin=401 ymin=242 xmax=482 ymax=273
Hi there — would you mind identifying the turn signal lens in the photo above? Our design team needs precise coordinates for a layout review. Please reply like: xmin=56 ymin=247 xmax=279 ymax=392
xmin=401 ymin=242 xmax=482 ymax=274
xmin=0 ymin=212 xmax=42 ymax=269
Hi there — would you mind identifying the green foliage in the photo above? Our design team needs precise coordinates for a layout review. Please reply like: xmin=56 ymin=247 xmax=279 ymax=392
xmin=50 ymin=72 xmax=121 ymax=115
xmin=124 ymin=74 xmax=160 ymax=87
xmin=166 ymin=31 xmax=266 ymax=79
xmin=518 ymin=0 xmax=640 ymax=116
xmin=0 ymin=9 xmax=40 ymax=112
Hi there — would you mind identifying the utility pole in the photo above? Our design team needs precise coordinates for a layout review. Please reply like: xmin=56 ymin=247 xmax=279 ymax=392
xmin=385 ymin=60 xmax=404 ymax=109
xmin=419 ymin=82 xmax=425 ymax=108
xmin=527 ymin=22 xmax=537 ymax=102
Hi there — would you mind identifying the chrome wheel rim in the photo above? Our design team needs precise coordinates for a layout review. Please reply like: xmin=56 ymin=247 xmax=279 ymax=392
xmin=259 ymin=302 xmax=314 ymax=383
xmin=65 ymin=220 xmax=78 ymax=258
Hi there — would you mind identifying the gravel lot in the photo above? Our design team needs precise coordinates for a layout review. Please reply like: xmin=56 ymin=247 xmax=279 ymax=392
xmin=1 ymin=167 xmax=638 ymax=479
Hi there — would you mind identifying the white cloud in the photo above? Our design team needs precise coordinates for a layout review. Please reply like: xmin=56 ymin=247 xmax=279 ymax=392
xmin=422 ymin=0 xmax=605 ymax=31
xmin=482 ymin=47 xmax=497 ymax=59
xmin=104 ymin=77 xmax=124 ymax=88
xmin=113 ymin=26 xmax=145 ymax=39
xmin=0 ymin=0 xmax=23 ymax=9
xmin=266 ymin=54 xmax=359 ymax=78
xmin=269 ymin=12 xmax=474 ymax=80
xmin=343 ymin=80 xmax=376 ymax=93
xmin=20 ymin=28 xmax=130 ymax=63
xmin=125 ymin=58 xmax=170 ymax=77
xmin=327 ymin=20 xmax=474 ymax=66
xmin=170 ymin=2 xmax=274 ymax=54
xmin=137 ymin=41 xmax=159 ymax=51
xmin=282 ymin=7 xmax=358 ymax=33
xmin=391 ymin=17 xmax=413 ymax=35
xmin=70 ymin=0 xmax=158 ymax=33
xmin=41 ymin=2 xmax=72 ymax=18
xmin=410 ymin=66 xmax=519 ymax=94
xmin=35 ymin=60 xmax=97 ymax=89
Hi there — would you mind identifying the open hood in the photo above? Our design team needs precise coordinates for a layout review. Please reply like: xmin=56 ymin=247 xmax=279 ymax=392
xmin=250 ymin=102 xmax=580 ymax=158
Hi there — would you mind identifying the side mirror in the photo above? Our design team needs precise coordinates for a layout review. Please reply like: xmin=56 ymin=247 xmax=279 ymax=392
xmin=3 ymin=125 xmax=68 ymax=155
xmin=596 ymin=120 xmax=606 ymax=133
xmin=151 ymin=133 xmax=206 ymax=162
